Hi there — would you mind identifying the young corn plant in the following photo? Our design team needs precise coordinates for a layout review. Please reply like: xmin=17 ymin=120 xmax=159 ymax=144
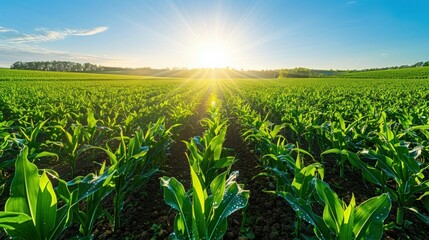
xmin=140 ymin=117 xmax=178 ymax=174
xmin=101 ymin=118 xmax=175 ymax=232
xmin=48 ymin=123 xmax=87 ymax=175
xmin=65 ymin=162 xmax=115 ymax=238
xmin=269 ymin=162 xmax=324 ymax=236
xmin=161 ymin=102 xmax=249 ymax=239
xmin=79 ymin=108 xmax=112 ymax=147
xmin=101 ymin=129 xmax=149 ymax=232
xmin=242 ymin=114 xmax=287 ymax=159
xmin=16 ymin=120 xmax=58 ymax=162
xmin=0 ymin=146 xmax=116 ymax=239
xmin=0 ymin=147 xmax=62 ymax=240
xmin=185 ymin=127 xmax=235 ymax=190
xmin=320 ymin=113 xmax=367 ymax=177
xmin=185 ymin=104 xmax=235 ymax=189
xmin=161 ymin=169 xmax=249 ymax=240
xmin=323 ymin=145 xmax=429 ymax=226
xmin=0 ymin=146 xmax=73 ymax=240
xmin=0 ymin=121 xmax=14 ymax=194
xmin=279 ymin=178 xmax=392 ymax=240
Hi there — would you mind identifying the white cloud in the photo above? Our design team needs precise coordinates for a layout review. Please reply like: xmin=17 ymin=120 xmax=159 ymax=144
xmin=0 ymin=43 xmax=134 ymax=67
xmin=347 ymin=1 xmax=357 ymax=5
xmin=0 ymin=26 xmax=108 ymax=43
xmin=0 ymin=25 xmax=121 ymax=67
xmin=0 ymin=26 xmax=18 ymax=33
xmin=71 ymin=26 xmax=109 ymax=36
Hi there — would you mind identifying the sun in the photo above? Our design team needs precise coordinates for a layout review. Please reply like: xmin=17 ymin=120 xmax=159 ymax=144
xmin=196 ymin=42 xmax=231 ymax=68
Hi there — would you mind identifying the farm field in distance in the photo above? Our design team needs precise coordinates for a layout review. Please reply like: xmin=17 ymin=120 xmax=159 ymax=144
xmin=1 ymin=68 xmax=428 ymax=239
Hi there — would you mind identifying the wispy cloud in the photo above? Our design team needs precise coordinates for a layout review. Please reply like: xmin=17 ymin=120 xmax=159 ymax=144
xmin=347 ymin=1 xmax=357 ymax=5
xmin=0 ymin=26 xmax=17 ymax=33
xmin=0 ymin=25 xmax=125 ymax=67
xmin=1 ymin=26 xmax=108 ymax=43
xmin=0 ymin=43 xmax=134 ymax=67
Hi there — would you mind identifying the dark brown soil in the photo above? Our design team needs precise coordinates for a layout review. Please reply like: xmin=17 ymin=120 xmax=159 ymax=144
xmin=224 ymin=117 xmax=298 ymax=240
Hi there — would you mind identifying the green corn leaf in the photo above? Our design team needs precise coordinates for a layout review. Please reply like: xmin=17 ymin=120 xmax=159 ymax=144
xmin=210 ymin=171 xmax=227 ymax=209
xmin=362 ymin=150 xmax=396 ymax=180
xmin=353 ymin=193 xmax=391 ymax=240
xmin=33 ymin=151 xmax=58 ymax=161
xmin=323 ymin=149 xmax=385 ymax=186
xmin=190 ymin=166 xmax=207 ymax=238
xmin=405 ymin=207 xmax=429 ymax=224
xmin=213 ymin=156 xmax=236 ymax=169
xmin=208 ymin=181 xmax=249 ymax=240
xmin=315 ymin=179 xmax=343 ymax=233
xmin=321 ymin=148 xmax=343 ymax=155
xmin=278 ymin=191 xmax=331 ymax=240
xmin=345 ymin=150 xmax=385 ymax=186
xmin=339 ymin=194 xmax=355 ymax=240
xmin=292 ymin=163 xmax=323 ymax=199
xmin=36 ymin=171 xmax=57 ymax=239
xmin=5 ymin=147 xmax=39 ymax=224
xmin=210 ymin=130 xmax=225 ymax=160
xmin=270 ymin=124 xmax=285 ymax=139
xmin=0 ymin=212 xmax=36 ymax=240
xmin=160 ymin=176 xmax=192 ymax=239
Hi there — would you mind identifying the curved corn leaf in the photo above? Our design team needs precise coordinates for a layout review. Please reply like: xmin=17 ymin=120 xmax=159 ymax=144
xmin=315 ymin=179 xmax=344 ymax=233
xmin=36 ymin=172 xmax=57 ymax=239
xmin=278 ymin=191 xmax=331 ymax=240
xmin=339 ymin=194 xmax=355 ymax=240
xmin=293 ymin=163 xmax=323 ymax=199
xmin=190 ymin=166 xmax=206 ymax=239
xmin=5 ymin=147 xmax=39 ymax=220
xmin=353 ymin=193 xmax=391 ymax=240
xmin=208 ymin=181 xmax=249 ymax=239
xmin=160 ymin=176 xmax=192 ymax=239
xmin=0 ymin=212 xmax=36 ymax=240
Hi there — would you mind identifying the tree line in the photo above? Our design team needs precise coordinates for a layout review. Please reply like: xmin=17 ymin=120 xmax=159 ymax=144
xmin=10 ymin=60 xmax=429 ymax=78
xmin=9 ymin=61 xmax=123 ymax=72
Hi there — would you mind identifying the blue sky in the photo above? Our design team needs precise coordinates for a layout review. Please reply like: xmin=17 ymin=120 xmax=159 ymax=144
xmin=1 ymin=0 xmax=428 ymax=70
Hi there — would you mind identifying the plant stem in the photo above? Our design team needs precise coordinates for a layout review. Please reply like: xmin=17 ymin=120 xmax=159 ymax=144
xmin=396 ymin=206 xmax=404 ymax=226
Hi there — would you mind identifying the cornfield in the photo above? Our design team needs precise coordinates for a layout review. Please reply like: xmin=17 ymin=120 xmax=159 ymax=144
xmin=0 ymin=68 xmax=428 ymax=239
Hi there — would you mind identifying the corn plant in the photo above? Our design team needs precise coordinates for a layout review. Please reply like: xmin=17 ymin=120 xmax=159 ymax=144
xmin=140 ymin=117 xmax=178 ymax=173
xmin=48 ymin=124 xmax=87 ymax=175
xmin=101 ymin=129 xmax=149 ymax=232
xmin=184 ymin=105 xmax=235 ymax=189
xmin=0 ymin=146 xmax=116 ymax=239
xmin=79 ymin=108 xmax=111 ymax=147
xmin=161 ymin=169 xmax=249 ymax=240
xmin=242 ymin=114 xmax=286 ymax=157
xmin=279 ymin=178 xmax=392 ymax=240
xmin=0 ymin=147 xmax=70 ymax=240
xmin=0 ymin=122 xmax=13 ymax=194
xmin=64 ymin=162 xmax=115 ymax=238
xmin=16 ymin=120 xmax=58 ymax=162
xmin=100 ymin=118 xmax=176 ymax=232
xmin=162 ymin=101 xmax=249 ymax=239
xmin=323 ymin=146 xmax=429 ymax=226
xmin=318 ymin=113 xmax=371 ymax=177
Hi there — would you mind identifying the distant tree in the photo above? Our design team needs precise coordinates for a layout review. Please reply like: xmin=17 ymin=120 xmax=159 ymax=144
xmin=10 ymin=61 xmax=102 ymax=72
xmin=412 ymin=62 xmax=424 ymax=68
xmin=278 ymin=67 xmax=314 ymax=78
